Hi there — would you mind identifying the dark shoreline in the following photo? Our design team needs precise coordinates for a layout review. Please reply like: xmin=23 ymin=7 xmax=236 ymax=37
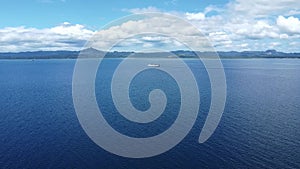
xmin=1 ymin=48 xmax=300 ymax=59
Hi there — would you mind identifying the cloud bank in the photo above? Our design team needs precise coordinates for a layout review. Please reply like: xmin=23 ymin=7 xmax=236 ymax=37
xmin=0 ymin=22 xmax=94 ymax=52
xmin=0 ymin=0 xmax=300 ymax=52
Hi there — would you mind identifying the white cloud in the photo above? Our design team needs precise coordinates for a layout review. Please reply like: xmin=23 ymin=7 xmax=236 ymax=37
xmin=279 ymin=34 xmax=289 ymax=39
xmin=227 ymin=20 xmax=280 ymax=39
xmin=240 ymin=43 xmax=248 ymax=48
xmin=208 ymin=32 xmax=233 ymax=48
xmin=88 ymin=14 xmax=212 ymax=51
xmin=285 ymin=9 xmax=300 ymax=16
xmin=50 ymin=22 xmax=94 ymax=39
xmin=185 ymin=12 xmax=205 ymax=21
xmin=270 ymin=42 xmax=280 ymax=47
xmin=230 ymin=0 xmax=300 ymax=17
xmin=277 ymin=15 xmax=300 ymax=34
xmin=2 ymin=0 xmax=300 ymax=52
xmin=0 ymin=23 xmax=95 ymax=52
xmin=180 ymin=0 xmax=300 ymax=51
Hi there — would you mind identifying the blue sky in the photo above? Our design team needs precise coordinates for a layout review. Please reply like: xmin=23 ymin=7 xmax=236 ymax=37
xmin=0 ymin=0 xmax=224 ymax=28
xmin=0 ymin=0 xmax=300 ymax=52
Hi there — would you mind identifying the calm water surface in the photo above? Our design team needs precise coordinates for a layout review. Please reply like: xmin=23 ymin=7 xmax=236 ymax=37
xmin=0 ymin=59 xmax=299 ymax=168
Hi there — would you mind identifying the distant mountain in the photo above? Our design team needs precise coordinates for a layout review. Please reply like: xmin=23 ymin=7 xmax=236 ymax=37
xmin=0 ymin=48 xmax=299 ymax=59
xmin=172 ymin=50 xmax=300 ymax=59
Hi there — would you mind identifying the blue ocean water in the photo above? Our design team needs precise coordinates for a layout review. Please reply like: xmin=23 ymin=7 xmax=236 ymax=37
xmin=0 ymin=59 xmax=299 ymax=168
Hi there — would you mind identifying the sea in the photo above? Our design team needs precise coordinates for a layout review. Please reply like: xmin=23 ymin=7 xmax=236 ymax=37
xmin=0 ymin=58 xmax=299 ymax=169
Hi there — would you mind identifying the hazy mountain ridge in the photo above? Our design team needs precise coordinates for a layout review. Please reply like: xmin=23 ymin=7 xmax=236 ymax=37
xmin=0 ymin=48 xmax=299 ymax=59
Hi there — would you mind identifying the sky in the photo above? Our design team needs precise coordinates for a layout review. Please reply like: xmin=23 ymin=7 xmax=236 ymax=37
xmin=0 ymin=0 xmax=300 ymax=52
